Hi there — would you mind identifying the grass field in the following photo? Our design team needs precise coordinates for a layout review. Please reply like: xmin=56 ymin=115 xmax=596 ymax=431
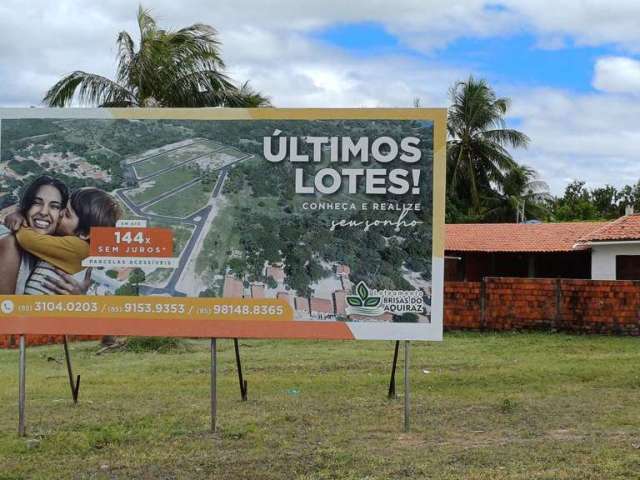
xmin=141 ymin=224 xmax=195 ymax=286
xmin=133 ymin=141 xmax=223 ymax=179
xmin=126 ymin=167 xmax=200 ymax=205
xmin=194 ymin=197 xmax=239 ymax=276
xmin=145 ymin=223 xmax=194 ymax=256
xmin=1 ymin=332 xmax=639 ymax=479
xmin=132 ymin=155 xmax=176 ymax=179
xmin=194 ymin=187 xmax=279 ymax=276
xmin=204 ymin=140 xmax=224 ymax=150
xmin=145 ymin=181 xmax=212 ymax=218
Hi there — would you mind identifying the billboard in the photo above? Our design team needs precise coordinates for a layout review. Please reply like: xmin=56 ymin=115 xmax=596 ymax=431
xmin=0 ymin=109 xmax=445 ymax=340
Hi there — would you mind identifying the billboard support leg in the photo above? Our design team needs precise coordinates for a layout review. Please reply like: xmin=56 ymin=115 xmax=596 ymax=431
xmin=388 ymin=341 xmax=400 ymax=399
xmin=63 ymin=336 xmax=81 ymax=404
xmin=404 ymin=340 xmax=410 ymax=432
xmin=210 ymin=338 xmax=217 ymax=433
xmin=233 ymin=339 xmax=248 ymax=401
xmin=18 ymin=335 xmax=26 ymax=437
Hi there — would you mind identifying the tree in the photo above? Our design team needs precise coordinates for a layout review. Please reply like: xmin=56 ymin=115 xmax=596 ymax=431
xmin=266 ymin=275 xmax=278 ymax=289
xmin=447 ymin=76 xmax=529 ymax=216
xmin=129 ymin=268 xmax=146 ymax=295
xmin=484 ymin=165 xmax=551 ymax=222
xmin=553 ymin=180 xmax=598 ymax=221
xmin=591 ymin=185 xmax=619 ymax=219
xmin=616 ymin=181 xmax=640 ymax=215
xmin=115 ymin=283 xmax=137 ymax=296
xmin=43 ymin=6 xmax=269 ymax=108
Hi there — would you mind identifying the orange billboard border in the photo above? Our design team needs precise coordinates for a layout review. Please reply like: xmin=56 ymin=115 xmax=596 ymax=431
xmin=0 ymin=317 xmax=354 ymax=340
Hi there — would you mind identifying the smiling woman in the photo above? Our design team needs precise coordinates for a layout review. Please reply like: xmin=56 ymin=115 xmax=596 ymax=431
xmin=20 ymin=178 xmax=67 ymax=234
xmin=0 ymin=175 xmax=69 ymax=294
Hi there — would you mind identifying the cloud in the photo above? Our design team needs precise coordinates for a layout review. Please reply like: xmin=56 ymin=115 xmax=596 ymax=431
xmin=503 ymin=1 xmax=640 ymax=52
xmin=593 ymin=57 xmax=640 ymax=94
xmin=224 ymin=27 xmax=463 ymax=108
xmin=508 ymin=87 xmax=640 ymax=194
xmin=0 ymin=2 xmax=467 ymax=108
xmin=4 ymin=0 xmax=640 ymax=108
xmin=0 ymin=1 xmax=125 ymax=106
xmin=2 ymin=0 xmax=640 ymax=197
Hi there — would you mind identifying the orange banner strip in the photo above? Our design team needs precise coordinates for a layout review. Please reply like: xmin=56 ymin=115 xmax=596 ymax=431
xmin=0 ymin=295 xmax=292 ymax=322
xmin=0 ymin=317 xmax=355 ymax=340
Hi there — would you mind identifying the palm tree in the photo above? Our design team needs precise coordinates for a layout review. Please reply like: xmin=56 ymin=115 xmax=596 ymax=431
xmin=43 ymin=6 xmax=269 ymax=108
xmin=447 ymin=76 xmax=529 ymax=215
xmin=484 ymin=165 xmax=552 ymax=222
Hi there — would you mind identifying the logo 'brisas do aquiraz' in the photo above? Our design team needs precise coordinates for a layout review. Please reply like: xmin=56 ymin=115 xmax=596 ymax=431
xmin=345 ymin=281 xmax=427 ymax=318
xmin=346 ymin=282 xmax=385 ymax=317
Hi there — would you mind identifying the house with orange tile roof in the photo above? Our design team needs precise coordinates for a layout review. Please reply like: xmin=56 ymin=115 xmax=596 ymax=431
xmin=222 ymin=275 xmax=244 ymax=298
xmin=294 ymin=296 xmax=310 ymax=313
xmin=276 ymin=291 xmax=294 ymax=307
xmin=336 ymin=264 xmax=351 ymax=276
xmin=250 ymin=283 xmax=265 ymax=298
xmin=333 ymin=290 xmax=347 ymax=316
xmin=116 ymin=267 xmax=134 ymax=282
xmin=445 ymin=211 xmax=640 ymax=281
xmin=577 ymin=213 xmax=640 ymax=280
xmin=265 ymin=265 xmax=285 ymax=283
xmin=309 ymin=297 xmax=334 ymax=319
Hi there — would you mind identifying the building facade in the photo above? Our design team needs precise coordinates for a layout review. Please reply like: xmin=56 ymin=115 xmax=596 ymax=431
xmin=445 ymin=214 xmax=640 ymax=281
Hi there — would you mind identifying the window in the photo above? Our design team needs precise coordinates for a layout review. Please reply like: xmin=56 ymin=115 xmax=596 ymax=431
xmin=616 ymin=255 xmax=640 ymax=280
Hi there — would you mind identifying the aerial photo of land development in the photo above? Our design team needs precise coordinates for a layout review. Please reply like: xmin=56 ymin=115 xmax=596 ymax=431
xmin=0 ymin=118 xmax=433 ymax=323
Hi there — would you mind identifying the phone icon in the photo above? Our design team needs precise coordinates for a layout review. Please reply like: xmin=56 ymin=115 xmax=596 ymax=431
xmin=1 ymin=299 xmax=14 ymax=315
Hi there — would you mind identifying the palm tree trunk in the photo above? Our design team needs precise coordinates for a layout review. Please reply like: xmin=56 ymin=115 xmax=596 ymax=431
xmin=468 ymin=155 xmax=480 ymax=215
xmin=449 ymin=145 xmax=465 ymax=192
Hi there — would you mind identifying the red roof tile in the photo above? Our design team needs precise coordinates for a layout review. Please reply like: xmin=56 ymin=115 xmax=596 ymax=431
xmin=250 ymin=284 xmax=265 ymax=298
xmin=580 ymin=214 xmax=640 ymax=242
xmin=336 ymin=265 xmax=351 ymax=276
xmin=277 ymin=291 xmax=294 ymax=307
xmin=446 ymin=222 xmax=605 ymax=253
xmin=266 ymin=266 xmax=285 ymax=282
xmin=333 ymin=291 xmax=347 ymax=315
xmin=310 ymin=297 xmax=334 ymax=314
xmin=223 ymin=275 xmax=244 ymax=298
xmin=294 ymin=297 xmax=309 ymax=312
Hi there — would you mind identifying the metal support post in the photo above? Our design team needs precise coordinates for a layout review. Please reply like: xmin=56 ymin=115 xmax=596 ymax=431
xmin=18 ymin=335 xmax=26 ymax=437
xmin=233 ymin=339 xmax=248 ymax=401
xmin=63 ymin=336 xmax=81 ymax=403
xmin=404 ymin=340 xmax=410 ymax=432
xmin=388 ymin=341 xmax=400 ymax=398
xmin=210 ymin=338 xmax=217 ymax=432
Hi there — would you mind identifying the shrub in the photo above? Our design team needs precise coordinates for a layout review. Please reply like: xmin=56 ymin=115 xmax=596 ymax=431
xmin=125 ymin=337 xmax=187 ymax=353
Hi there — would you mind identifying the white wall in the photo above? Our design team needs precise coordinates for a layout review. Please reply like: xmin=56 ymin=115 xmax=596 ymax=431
xmin=591 ymin=242 xmax=640 ymax=280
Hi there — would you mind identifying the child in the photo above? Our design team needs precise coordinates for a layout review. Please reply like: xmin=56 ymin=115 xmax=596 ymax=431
xmin=9 ymin=187 xmax=122 ymax=295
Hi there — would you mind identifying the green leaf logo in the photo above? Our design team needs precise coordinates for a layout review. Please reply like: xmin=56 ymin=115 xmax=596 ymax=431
xmin=364 ymin=297 xmax=380 ymax=307
xmin=347 ymin=297 xmax=363 ymax=307
xmin=345 ymin=281 xmax=383 ymax=314
xmin=356 ymin=282 xmax=369 ymax=300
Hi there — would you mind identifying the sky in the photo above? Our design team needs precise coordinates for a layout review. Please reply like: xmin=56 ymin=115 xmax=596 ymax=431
xmin=1 ymin=0 xmax=640 ymax=195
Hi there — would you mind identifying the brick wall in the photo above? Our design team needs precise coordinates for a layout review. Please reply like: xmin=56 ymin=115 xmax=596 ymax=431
xmin=443 ymin=281 xmax=481 ymax=329
xmin=2 ymin=278 xmax=638 ymax=347
xmin=444 ymin=277 xmax=640 ymax=335
xmin=559 ymin=280 xmax=640 ymax=335
xmin=485 ymin=278 xmax=558 ymax=331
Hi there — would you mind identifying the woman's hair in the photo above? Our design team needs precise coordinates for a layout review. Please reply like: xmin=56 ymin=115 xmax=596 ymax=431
xmin=19 ymin=175 xmax=69 ymax=214
xmin=69 ymin=188 xmax=123 ymax=236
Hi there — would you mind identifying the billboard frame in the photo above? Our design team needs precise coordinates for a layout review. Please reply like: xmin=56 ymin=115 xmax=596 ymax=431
xmin=1 ymin=107 xmax=446 ymax=436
